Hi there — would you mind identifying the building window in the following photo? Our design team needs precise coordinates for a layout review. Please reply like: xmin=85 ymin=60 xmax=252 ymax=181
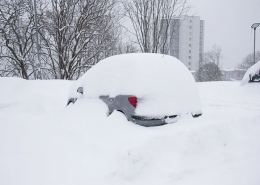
xmin=189 ymin=56 xmax=191 ymax=59
xmin=189 ymin=26 xmax=192 ymax=29
xmin=189 ymin=50 xmax=191 ymax=53
xmin=189 ymin=38 xmax=192 ymax=41
xmin=189 ymin=62 xmax=191 ymax=65
xmin=189 ymin=44 xmax=191 ymax=47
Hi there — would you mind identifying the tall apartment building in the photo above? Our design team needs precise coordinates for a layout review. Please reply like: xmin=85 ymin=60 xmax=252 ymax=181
xmin=162 ymin=16 xmax=204 ymax=71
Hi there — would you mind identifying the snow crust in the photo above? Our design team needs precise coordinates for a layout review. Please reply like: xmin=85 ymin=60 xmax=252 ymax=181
xmin=241 ymin=60 xmax=260 ymax=85
xmin=1 ymin=78 xmax=260 ymax=185
xmin=69 ymin=53 xmax=202 ymax=116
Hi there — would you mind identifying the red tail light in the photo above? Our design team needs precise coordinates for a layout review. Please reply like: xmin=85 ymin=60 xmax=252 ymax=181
xmin=128 ymin=97 xmax=138 ymax=108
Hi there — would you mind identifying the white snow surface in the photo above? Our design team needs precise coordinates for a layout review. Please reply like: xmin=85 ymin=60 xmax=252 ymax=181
xmin=69 ymin=53 xmax=202 ymax=116
xmin=241 ymin=60 xmax=260 ymax=85
xmin=1 ymin=77 xmax=260 ymax=185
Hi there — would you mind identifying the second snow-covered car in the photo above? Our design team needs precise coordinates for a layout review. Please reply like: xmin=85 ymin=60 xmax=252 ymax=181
xmin=241 ymin=60 xmax=260 ymax=85
xmin=67 ymin=53 xmax=202 ymax=127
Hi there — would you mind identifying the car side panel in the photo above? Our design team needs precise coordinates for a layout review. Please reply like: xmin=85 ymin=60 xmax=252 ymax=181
xmin=99 ymin=95 xmax=135 ymax=120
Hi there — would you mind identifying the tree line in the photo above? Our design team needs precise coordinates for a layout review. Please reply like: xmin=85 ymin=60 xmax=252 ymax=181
xmin=196 ymin=45 xmax=260 ymax=82
xmin=1 ymin=0 xmax=256 ymax=81
xmin=196 ymin=45 xmax=223 ymax=82
xmin=237 ymin=51 xmax=260 ymax=70
xmin=0 ymin=0 xmax=135 ymax=79
xmin=0 ymin=0 xmax=191 ymax=80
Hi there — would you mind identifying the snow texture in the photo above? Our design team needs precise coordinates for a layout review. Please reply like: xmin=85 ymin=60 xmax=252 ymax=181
xmin=0 ymin=77 xmax=260 ymax=185
xmin=69 ymin=53 xmax=202 ymax=116
xmin=241 ymin=60 xmax=260 ymax=85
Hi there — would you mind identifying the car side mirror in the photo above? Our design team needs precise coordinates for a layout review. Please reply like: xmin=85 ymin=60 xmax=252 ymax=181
xmin=77 ymin=87 xmax=83 ymax=94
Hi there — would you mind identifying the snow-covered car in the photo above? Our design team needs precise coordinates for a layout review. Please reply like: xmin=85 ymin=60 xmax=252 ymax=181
xmin=67 ymin=53 xmax=202 ymax=126
xmin=241 ymin=60 xmax=260 ymax=85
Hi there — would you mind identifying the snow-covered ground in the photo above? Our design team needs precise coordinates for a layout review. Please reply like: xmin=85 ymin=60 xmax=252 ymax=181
xmin=0 ymin=77 xmax=260 ymax=185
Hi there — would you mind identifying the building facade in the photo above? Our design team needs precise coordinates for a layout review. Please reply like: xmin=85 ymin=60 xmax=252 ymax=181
xmin=162 ymin=16 xmax=204 ymax=71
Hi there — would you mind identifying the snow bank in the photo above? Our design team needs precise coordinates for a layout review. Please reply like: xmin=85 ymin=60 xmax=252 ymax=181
xmin=0 ymin=77 xmax=72 ymax=114
xmin=241 ymin=60 xmax=260 ymax=85
xmin=1 ymin=78 xmax=260 ymax=185
xmin=70 ymin=53 xmax=202 ymax=116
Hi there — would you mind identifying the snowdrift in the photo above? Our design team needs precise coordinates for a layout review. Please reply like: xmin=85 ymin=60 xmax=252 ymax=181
xmin=0 ymin=78 xmax=260 ymax=185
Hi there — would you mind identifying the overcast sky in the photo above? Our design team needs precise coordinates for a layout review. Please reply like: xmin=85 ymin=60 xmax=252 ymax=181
xmin=188 ymin=0 xmax=260 ymax=68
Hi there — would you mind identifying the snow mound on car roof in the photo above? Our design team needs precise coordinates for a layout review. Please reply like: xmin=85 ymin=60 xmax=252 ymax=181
xmin=73 ymin=53 xmax=202 ymax=116
xmin=241 ymin=60 xmax=260 ymax=85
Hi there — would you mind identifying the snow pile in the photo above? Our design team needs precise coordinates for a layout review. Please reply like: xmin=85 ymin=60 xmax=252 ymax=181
xmin=241 ymin=60 xmax=260 ymax=85
xmin=0 ymin=78 xmax=260 ymax=185
xmin=0 ymin=77 xmax=72 ymax=114
xmin=70 ymin=53 xmax=202 ymax=116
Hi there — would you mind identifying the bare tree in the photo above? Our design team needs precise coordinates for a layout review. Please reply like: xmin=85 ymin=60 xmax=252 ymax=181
xmin=116 ymin=39 xmax=139 ymax=54
xmin=122 ymin=0 xmax=190 ymax=53
xmin=0 ymin=0 xmax=131 ymax=79
xmin=0 ymin=0 xmax=38 ymax=79
xmin=237 ymin=51 xmax=260 ymax=70
xmin=39 ymin=0 xmax=121 ymax=80
xmin=201 ymin=45 xmax=223 ymax=67
xmin=196 ymin=62 xmax=222 ymax=82
xmin=196 ymin=45 xmax=223 ymax=81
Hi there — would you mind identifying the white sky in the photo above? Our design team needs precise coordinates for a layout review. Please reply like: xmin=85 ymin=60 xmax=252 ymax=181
xmin=188 ymin=0 xmax=260 ymax=68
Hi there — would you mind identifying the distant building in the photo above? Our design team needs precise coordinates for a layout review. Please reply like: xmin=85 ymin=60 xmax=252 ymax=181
xmin=161 ymin=16 xmax=204 ymax=71
xmin=221 ymin=68 xmax=246 ymax=81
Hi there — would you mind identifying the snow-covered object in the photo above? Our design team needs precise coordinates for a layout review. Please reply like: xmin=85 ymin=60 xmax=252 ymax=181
xmin=69 ymin=53 xmax=202 ymax=117
xmin=241 ymin=60 xmax=260 ymax=85
xmin=1 ymin=78 xmax=260 ymax=185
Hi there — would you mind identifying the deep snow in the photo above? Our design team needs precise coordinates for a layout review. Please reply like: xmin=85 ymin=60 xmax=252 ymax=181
xmin=0 ymin=77 xmax=260 ymax=185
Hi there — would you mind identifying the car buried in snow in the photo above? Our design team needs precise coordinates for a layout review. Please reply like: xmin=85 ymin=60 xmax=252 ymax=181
xmin=241 ymin=60 xmax=260 ymax=85
xmin=67 ymin=53 xmax=202 ymax=127
xmin=241 ymin=61 xmax=260 ymax=85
